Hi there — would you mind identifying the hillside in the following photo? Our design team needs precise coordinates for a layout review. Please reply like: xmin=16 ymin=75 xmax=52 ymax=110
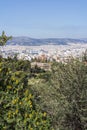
xmin=7 ymin=37 xmax=87 ymax=46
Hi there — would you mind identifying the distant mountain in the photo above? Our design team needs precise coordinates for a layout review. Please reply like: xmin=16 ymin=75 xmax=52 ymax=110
xmin=7 ymin=37 xmax=87 ymax=46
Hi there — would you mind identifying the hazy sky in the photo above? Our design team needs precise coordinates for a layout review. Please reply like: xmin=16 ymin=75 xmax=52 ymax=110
xmin=0 ymin=0 xmax=87 ymax=38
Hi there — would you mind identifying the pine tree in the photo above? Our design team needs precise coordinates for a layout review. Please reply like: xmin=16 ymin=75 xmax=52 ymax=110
xmin=0 ymin=31 xmax=12 ymax=46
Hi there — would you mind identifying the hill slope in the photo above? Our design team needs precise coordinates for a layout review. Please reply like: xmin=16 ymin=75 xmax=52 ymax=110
xmin=7 ymin=37 xmax=87 ymax=46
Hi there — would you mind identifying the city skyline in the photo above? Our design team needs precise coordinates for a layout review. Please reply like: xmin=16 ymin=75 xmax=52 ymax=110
xmin=0 ymin=0 xmax=87 ymax=38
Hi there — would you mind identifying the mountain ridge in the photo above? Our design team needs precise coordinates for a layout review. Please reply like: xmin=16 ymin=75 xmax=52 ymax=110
xmin=7 ymin=37 xmax=87 ymax=46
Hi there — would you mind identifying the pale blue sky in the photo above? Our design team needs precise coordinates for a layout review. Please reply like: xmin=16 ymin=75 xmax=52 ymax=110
xmin=0 ymin=0 xmax=87 ymax=38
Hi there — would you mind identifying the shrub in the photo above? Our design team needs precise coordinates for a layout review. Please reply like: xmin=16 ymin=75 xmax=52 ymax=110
xmin=0 ymin=59 xmax=51 ymax=130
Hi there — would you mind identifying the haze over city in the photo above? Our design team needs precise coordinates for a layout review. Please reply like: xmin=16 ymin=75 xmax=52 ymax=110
xmin=0 ymin=0 xmax=87 ymax=38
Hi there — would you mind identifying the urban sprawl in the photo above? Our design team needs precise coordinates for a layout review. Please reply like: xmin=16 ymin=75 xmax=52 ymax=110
xmin=1 ymin=43 xmax=87 ymax=63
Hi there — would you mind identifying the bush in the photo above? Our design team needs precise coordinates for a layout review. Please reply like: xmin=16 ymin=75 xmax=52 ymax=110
xmin=30 ymin=60 xmax=87 ymax=130
xmin=0 ymin=59 xmax=51 ymax=130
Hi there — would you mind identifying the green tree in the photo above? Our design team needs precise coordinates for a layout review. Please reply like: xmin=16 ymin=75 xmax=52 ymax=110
xmin=0 ymin=31 xmax=12 ymax=46
xmin=31 ymin=60 xmax=87 ymax=129
xmin=82 ymin=49 xmax=87 ymax=62
xmin=0 ymin=31 xmax=12 ymax=58
xmin=51 ymin=60 xmax=87 ymax=130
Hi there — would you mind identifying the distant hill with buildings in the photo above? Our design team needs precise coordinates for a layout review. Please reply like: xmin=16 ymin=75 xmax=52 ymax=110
xmin=7 ymin=37 xmax=87 ymax=46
